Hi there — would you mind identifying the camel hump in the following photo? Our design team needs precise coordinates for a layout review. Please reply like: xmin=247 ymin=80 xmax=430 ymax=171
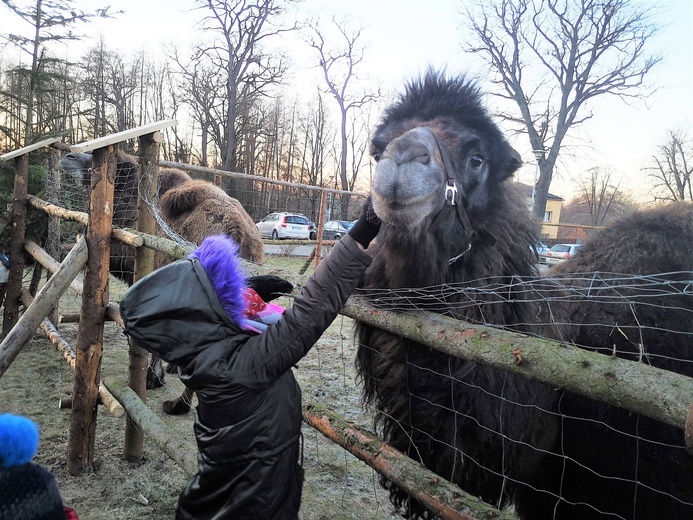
xmin=159 ymin=180 xmax=229 ymax=220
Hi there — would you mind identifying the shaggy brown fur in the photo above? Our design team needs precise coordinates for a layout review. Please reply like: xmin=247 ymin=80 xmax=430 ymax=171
xmin=157 ymin=169 xmax=263 ymax=263
xmin=523 ymin=202 xmax=693 ymax=520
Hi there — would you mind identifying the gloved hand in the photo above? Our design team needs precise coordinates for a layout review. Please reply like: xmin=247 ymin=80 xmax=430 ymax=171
xmin=348 ymin=195 xmax=381 ymax=248
xmin=246 ymin=275 xmax=294 ymax=302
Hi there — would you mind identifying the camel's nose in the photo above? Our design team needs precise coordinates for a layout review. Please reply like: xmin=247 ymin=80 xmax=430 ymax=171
xmin=382 ymin=131 xmax=432 ymax=166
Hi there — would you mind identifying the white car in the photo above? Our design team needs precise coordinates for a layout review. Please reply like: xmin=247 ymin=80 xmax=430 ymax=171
xmin=544 ymin=243 xmax=583 ymax=265
xmin=256 ymin=212 xmax=311 ymax=240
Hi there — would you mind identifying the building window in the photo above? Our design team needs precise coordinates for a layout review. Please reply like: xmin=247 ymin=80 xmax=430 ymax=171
xmin=544 ymin=210 xmax=553 ymax=223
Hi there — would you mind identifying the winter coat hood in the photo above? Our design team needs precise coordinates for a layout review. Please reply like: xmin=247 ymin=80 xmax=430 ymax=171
xmin=120 ymin=235 xmax=250 ymax=365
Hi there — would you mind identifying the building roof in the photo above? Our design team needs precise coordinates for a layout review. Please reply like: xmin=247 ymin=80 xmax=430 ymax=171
xmin=514 ymin=181 xmax=564 ymax=201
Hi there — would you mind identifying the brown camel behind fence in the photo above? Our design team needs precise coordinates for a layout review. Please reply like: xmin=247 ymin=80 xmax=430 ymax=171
xmin=355 ymin=70 xmax=693 ymax=519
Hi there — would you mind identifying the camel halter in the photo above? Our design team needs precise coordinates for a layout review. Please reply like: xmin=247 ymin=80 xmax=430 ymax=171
xmin=425 ymin=129 xmax=495 ymax=265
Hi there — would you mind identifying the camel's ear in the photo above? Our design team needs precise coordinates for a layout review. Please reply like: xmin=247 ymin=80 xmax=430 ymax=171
xmin=495 ymin=145 xmax=523 ymax=181
xmin=508 ymin=147 xmax=523 ymax=173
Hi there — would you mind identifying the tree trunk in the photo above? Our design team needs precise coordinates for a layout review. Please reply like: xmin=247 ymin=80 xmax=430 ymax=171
xmin=303 ymin=402 xmax=514 ymax=520
xmin=2 ymin=154 xmax=29 ymax=336
xmin=340 ymin=297 xmax=693 ymax=430
xmin=123 ymin=132 xmax=161 ymax=462
xmin=532 ymin=159 xmax=553 ymax=220
xmin=104 ymin=376 xmax=198 ymax=476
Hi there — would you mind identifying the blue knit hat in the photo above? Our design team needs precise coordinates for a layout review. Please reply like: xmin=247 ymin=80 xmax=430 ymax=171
xmin=0 ymin=413 xmax=39 ymax=467
xmin=0 ymin=413 xmax=67 ymax=519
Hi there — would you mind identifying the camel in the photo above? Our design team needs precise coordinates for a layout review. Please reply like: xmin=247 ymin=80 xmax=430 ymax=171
xmin=152 ymin=168 xmax=269 ymax=413
xmin=60 ymin=151 xmax=139 ymax=285
xmin=155 ymin=168 xmax=263 ymax=264
xmin=355 ymin=71 xmax=693 ymax=519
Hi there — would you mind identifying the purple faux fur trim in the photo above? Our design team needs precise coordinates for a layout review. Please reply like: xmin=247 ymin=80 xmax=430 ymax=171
xmin=189 ymin=235 xmax=247 ymax=325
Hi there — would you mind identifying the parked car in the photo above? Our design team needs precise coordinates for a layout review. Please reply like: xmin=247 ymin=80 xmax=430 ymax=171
xmin=534 ymin=241 xmax=550 ymax=264
xmin=297 ymin=214 xmax=317 ymax=239
xmin=322 ymin=220 xmax=355 ymax=240
xmin=256 ymin=212 xmax=311 ymax=240
xmin=544 ymin=243 xmax=583 ymax=265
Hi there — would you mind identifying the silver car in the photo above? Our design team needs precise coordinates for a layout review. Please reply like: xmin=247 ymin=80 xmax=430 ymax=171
xmin=256 ymin=212 xmax=311 ymax=240
xmin=322 ymin=220 xmax=355 ymax=240
xmin=544 ymin=243 xmax=583 ymax=265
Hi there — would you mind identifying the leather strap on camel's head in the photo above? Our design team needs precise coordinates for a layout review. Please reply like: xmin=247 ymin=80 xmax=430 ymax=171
xmin=425 ymin=127 xmax=496 ymax=265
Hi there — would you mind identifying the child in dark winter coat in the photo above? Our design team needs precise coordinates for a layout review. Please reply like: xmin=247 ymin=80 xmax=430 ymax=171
xmin=120 ymin=198 xmax=380 ymax=520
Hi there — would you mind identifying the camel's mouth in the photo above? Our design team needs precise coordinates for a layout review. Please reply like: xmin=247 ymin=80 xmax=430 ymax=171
xmin=371 ymin=185 xmax=441 ymax=231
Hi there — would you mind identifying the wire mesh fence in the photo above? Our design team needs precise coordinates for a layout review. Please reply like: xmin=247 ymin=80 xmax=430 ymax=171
xmin=351 ymin=269 xmax=693 ymax=518
xmin=38 ymin=151 xmax=394 ymax=518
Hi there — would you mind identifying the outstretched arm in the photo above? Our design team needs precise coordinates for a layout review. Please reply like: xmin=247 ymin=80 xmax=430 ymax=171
xmin=231 ymin=197 xmax=381 ymax=386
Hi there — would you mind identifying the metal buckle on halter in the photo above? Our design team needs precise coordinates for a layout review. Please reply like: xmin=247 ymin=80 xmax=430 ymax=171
xmin=445 ymin=182 xmax=457 ymax=206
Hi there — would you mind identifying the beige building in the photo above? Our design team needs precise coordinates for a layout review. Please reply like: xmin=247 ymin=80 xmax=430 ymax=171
xmin=515 ymin=182 xmax=564 ymax=241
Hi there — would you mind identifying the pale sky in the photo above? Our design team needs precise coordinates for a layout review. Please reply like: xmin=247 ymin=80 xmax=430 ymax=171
xmin=2 ymin=0 xmax=692 ymax=202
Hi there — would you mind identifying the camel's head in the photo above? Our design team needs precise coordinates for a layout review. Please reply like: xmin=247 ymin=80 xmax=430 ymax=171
xmin=60 ymin=150 xmax=139 ymax=189
xmin=60 ymin=152 xmax=94 ymax=185
xmin=158 ymin=168 xmax=193 ymax=198
xmin=370 ymin=72 xmax=522 ymax=235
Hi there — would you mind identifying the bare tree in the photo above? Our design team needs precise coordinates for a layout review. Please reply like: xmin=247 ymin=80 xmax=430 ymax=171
xmin=171 ymin=47 xmax=223 ymax=167
xmin=647 ymin=129 xmax=692 ymax=202
xmin=574 ymin=166 xmax=622 ymax=226
xmin=193 ymin=0 xmax=295 ymax=174
xmin=307 ymin=17 xmax=380 ymax=215
xmin=79 ymin=41 xmax=142 ymax=138
xmin=465 ymin=0 xmax=661 ymax=220
xmin=298 ymin=91 xmax=334 ymax=187
xmin=562 ymin=182 xmax=638 ymax=228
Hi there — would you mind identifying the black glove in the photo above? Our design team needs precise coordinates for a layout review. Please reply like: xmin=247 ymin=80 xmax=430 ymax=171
xmin=246 ymin=275 xmax=294 ymax=302
xmin=348 ymin=195 xmax=381 ymax=248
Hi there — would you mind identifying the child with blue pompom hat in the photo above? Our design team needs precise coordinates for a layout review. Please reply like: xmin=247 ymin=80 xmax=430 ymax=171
xmin=0 ymin=413 xmax=77 ymax=520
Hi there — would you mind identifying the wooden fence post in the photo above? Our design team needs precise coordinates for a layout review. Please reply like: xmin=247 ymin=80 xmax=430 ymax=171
xmin=314 ymin=190 xmax=327 ymax=268
xmin=0 ymin=137 xmax=62 ymax=335
xmin=2 ymin=153 xmax=29 ymax=336
xmin=68 ymin=145 xmax=116 ymax=475
xmin=123 ymin=132 xmax=161 ymax=462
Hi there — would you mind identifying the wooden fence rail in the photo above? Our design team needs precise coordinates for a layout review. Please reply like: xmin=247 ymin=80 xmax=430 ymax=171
xmin=341 ymin=298 xmax=693 ymax=434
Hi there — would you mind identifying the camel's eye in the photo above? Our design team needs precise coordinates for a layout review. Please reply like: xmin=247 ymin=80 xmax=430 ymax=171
xmin=469 ymin=154 xmax=484 ymax=169
xmin=469 ymin=153 xmax=484 ymax=170
xmin=373 ymin=152 xmax=382 ymax=162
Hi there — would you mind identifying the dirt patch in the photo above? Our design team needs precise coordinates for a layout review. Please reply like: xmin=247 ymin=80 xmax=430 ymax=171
xmin=0 ymin=269 xmax=398 ymax=519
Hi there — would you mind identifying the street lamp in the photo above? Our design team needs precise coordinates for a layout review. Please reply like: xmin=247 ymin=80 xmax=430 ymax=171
xmin=529 ymin=148 xmax=546 ymax=213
